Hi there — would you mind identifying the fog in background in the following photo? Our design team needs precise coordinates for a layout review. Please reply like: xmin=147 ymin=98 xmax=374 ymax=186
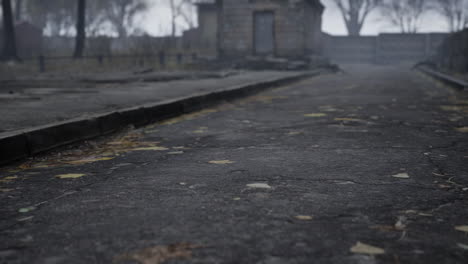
xmin=140 ymin=0 xmax=449 ymax=37
xmin=319 ymin=0 xmax=447 ymax=35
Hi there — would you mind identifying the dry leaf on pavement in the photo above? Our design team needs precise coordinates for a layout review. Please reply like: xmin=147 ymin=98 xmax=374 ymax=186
xmin=455 ymin=127 xmax=468 ymax=133
xmin=56 ymin=174 xmax=86 ymax=179
xmin=350 ymin=242 xmax=385 ymax=255
xmin=209 ymin=160 xmax=235 ymax=164
xmin=295 ymin=215 xmax=313 ymax=221
xmin=114 ymin=243 xmax=200 ymax=264
xmin=392 ymin=173 xmax=410 ymax=179
xmin=334 ymin=118 xmax=365 ymax=122
xmin=304 ymin=113 xmax=327 ymax=117
xmin=18 ymin=206 xmax=37 ymax=213
xmin=455 ymin=225 xmax=468 ymax=233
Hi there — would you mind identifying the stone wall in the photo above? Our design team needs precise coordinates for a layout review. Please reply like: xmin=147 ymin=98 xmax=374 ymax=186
xmin=323 ymin=33 xmax=449 ymax=64
xmin=433 ymin=29 xmax=468 ymax=73
xmin=0 ymin=22 xmax=43 ymax=59
xmin=221 ymin=0 xmax=323 ymax=58
xmin=38 ymin=36 xmax=186 ymax=57
xmin=196 ymin=3 xmax=219 ymax=58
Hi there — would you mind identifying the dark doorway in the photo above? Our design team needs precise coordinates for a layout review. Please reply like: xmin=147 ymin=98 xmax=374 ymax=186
xmin=254 ymin=11 xmax=275 ymax=56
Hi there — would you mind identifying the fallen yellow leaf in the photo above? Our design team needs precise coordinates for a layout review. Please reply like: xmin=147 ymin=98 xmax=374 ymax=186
xmin=350 ymin=242 xmax=385 ymax=255
xmin=392 ymin=173 xmax=410 ymax=179
xmin=0 ymin=188 xmax=14 ymax=192
xmin=132 ymin=147 xmax=169 ymax=151
xmin=335 ymin=118 xmax=364 ymax=122
xmin=159 ymin=109 xmax=217 ymax=125
xmin=455 ymin=127 xmax=468 ymax=133
xmin=369 ymin=225 xmax=397 ymax=231
xmin=253 ymin=95 xmax=288 ymax=103
xmin=0 ymin=176 xmax=18 ymax=183
xmin=295 ymin=215 xmax=313 ymax=221
xmin=304 ymin=113 xmax=327 ymax=117
xmin=66 ymin=157 xmax=114 ymax=165
xmin=209 ymin=160 xmax=235 ymax=164
xmin=56 ymin=173 xmax=86 ymax=179
xmin=18 ymin=206 xmax=36 ymax=213
xmin=193 ymin=127 xmax=209 ymax=133
xmin=455 ymin=225 xmax=468 ymax=233
xmin=441 ymin=105 xmax=465 ymax=112
xmin=114 ymin=243 xmax=200 ymax=264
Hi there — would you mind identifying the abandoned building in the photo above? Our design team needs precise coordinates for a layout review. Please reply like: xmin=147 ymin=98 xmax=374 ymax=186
xmin=195 ymin=0 xmax=324 ymax=59
xmin=0 ymin=21 xmax=43 ymax=59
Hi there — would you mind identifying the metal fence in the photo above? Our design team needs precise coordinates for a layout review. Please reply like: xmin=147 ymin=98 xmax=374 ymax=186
xmin=18 ymin=51 xmax=198 ymax=74
xmin=434 ymin=29 xmax=468 ymax=74
xmin=323 ymin=33 xmax=449 ymax=65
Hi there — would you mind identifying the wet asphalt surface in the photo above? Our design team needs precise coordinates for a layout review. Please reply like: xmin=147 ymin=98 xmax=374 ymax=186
xmin=1 ymin=65 xmax=468 ymax=264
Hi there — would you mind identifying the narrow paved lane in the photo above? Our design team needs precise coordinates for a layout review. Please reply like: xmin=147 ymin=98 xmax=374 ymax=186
xmin=1 ymin=65 xmax=468 ymax=264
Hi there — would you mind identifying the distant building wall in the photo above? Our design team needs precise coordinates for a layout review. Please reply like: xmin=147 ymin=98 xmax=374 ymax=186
xmin=196 ymin=3 xmax=218 ymax=57
xmin=324 ymin=33 xmax=449 ymax=64
xmin=0 ymin=22 xmax=43 ymax=58
xmin=220 ymin=0 xmax=323 ymax=58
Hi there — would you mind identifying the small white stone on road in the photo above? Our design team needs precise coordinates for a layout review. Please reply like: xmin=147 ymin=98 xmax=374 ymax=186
xmin=392 ymin=173 xmax=410 ymax=179
xmin=246 ymin=183 xmax=272 ymax=189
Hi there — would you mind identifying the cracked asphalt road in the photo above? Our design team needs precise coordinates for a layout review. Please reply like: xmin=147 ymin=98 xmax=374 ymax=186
xmin=1 ymin=65 xmax=468 ymax=264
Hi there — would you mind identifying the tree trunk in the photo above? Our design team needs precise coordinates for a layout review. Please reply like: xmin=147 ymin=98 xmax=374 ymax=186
xmin=14 ymin=0 xmax=21 ymax=21
xmin=73 ymin=0 xmax=86 ymax=58
xmin=1 ymin=0 xmax=19 ymax=61
xmin=171 ymin=17 xmax=176 ymax=37
xmin=346 ymin=16 xmax=362 ymax=36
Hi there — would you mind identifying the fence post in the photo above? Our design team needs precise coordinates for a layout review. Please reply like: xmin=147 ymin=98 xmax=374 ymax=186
xmin=176 ymin=53 xmax=183 ymax=65
xmin=97 ymin=55 xmax=103 ymax=66
xmin=374 ymin=35 xmax=380 ymax=64
xmin=159 ymin=51 xmax=166 ymax=68
xmin=424 ymin=34 xmax=431 ymax=58
xmin=38 ymin=55 xmax=45 ymax=73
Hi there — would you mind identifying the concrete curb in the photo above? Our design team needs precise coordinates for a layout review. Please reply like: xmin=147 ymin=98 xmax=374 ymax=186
xmin=418 ymin=66 xmax=468 ymax=91
xmin=0 ymin=71 xmax=320 ymax=166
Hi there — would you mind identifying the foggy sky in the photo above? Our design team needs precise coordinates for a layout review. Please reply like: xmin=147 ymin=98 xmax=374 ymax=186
xmin=141 ymin=1 xmax=449 ymax=37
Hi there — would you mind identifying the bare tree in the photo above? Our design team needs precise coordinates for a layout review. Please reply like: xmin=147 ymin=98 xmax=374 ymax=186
xmin=14 ymin=0 xmax=21 ymax=21
xmin=24 ymin=0 xmax=75 ymax=36
xmin=103 ymin=0 xmax=148 ymax=38
xmin=1 ymin=0 xmax=18 ymax=61
xmin=432 ymin=0 xmax=467 ymax=32
xmin=332 ymin=0 xmax=382 ymax=36
xmin=162 ymin=0 xmax=196 ymax=37
xmin=177 ymin=0 xmax=196 ymax=30
xmin=73 ymin=0 xmax=86 ymax=58
xmin=380 ymin=0 xmax=430 ymax=33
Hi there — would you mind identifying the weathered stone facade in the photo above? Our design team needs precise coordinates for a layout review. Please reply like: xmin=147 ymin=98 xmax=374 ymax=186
xmin=196 ymin=0 xmax=324 ymax=59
